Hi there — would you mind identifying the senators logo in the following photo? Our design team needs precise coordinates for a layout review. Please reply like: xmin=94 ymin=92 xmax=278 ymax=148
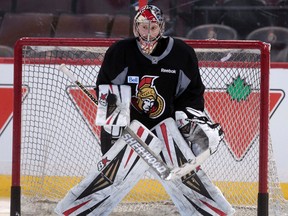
xmin=131 ymin=76 xmax=165 ymax=119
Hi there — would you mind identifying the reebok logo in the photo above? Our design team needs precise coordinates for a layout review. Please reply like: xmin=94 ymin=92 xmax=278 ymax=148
xmin=161 ymin=68 xmax=176 ymax=74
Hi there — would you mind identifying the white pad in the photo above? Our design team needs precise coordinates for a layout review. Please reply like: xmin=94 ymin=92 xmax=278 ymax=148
xmin=96 ymin=85 xmax=131 ymax=126
xmin=55 ymin=120 xmax=164 ymax=215
xmin=151 ymin=118 xmax=235 ymax=215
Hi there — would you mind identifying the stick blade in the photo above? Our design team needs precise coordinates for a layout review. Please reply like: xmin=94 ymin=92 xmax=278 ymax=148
xmin=165 ymin=149 xmax=211 ymax=180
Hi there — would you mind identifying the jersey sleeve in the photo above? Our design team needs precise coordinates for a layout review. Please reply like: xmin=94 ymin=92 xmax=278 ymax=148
xmin=96 ymin=41 xmax=126 ymax=86
xmin=174 ymin=42 xmax=205 ymax=113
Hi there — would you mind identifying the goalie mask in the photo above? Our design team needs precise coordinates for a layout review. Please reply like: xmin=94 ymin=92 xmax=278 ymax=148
xmin=133 ymin=5 xmax=165 ymax=54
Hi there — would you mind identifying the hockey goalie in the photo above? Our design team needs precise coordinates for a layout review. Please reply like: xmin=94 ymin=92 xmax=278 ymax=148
xmin=55 ymin=4 xmax=235 ymax=216
xmin=55 ymin=85 xmax=235 ymax=215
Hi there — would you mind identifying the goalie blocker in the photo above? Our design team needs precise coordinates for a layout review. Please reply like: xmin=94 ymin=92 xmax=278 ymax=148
xmin=96 ymin=84 xmax=131 ymax=127
xmin=55 ymin=118 xmax=234 ymax=215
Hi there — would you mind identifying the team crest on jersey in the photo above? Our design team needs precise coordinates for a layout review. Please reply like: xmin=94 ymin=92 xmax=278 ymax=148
xmin=131 ymin=76 xmax=165 ymax=118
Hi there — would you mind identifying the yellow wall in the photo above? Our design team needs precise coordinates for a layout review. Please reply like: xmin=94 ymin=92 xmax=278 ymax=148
xmin=1 ymin=175 xmax=287 ymax=204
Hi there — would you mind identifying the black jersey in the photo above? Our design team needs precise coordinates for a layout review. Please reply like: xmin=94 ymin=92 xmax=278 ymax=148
xmin=96 ymin=36 xmax=205 ymax=129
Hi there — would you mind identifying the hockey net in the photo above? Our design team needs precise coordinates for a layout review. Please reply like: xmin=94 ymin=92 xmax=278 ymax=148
xmin=11 ymin=38 xmax=288 ymax=216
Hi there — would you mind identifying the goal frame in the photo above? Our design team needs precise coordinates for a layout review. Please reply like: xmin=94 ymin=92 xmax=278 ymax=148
xmin=11 ymin=37 xmax=270 ymax=216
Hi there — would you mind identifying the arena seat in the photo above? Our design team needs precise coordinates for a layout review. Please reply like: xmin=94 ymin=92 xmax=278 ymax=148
xmin=276 ymin=0 xmax=288 ymax=5
xmin=191 ymin=0 xmax=224 ymax=26
xmin=0 ymin=45 xmax=13 ymax=57
xmin=75 ymin=0 xmax=131 ymax=15
xmin=149 ymin=0 xmax=171 ymax=14
xmin=264 ymin=0 xmax=280 ymax=5
xmin=0 ymin=13 xmax=54 ymax=47
xmin=273 ymin=0 xmax=288 ymax=26
xmin=14 ymin=0 xmax=73 ymax=13
xmin=186 ymin=24 xmax=238 ymax=40
xmin=54 ymin=14 xmax=111 ymax=38
xmin=275 ymin=46 xmax=288 ymax=62
xmin=246 ymin=26 xmax=288 ymax=62
xmin=109 ymin=15 xmax=131 ymax=38
xmin=0 ymin=0 xmax=13 ymax=15
xmin=221 ymin=0 xmax=272 ymax=39
xmin=223 ymin=0 xmax=267 ymax=7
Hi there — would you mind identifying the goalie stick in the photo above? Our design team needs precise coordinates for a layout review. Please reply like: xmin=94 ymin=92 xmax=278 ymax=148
xmin=59 ymin=64 xmax=210 ymax=180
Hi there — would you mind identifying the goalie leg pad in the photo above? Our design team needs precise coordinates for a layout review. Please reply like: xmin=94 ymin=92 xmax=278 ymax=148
xmin=55 ymin=121 xmax=164 ymax=216
xmin=151 ymin=118 xmax=235 ymax=215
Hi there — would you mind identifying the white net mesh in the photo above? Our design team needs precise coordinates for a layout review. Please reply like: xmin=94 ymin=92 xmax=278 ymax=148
xmin=14 ymin=39 xmax=287 ymax=215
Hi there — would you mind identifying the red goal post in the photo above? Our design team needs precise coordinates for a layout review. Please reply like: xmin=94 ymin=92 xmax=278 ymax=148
xmin=11 ymin=38 xmax=287 ymax=216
